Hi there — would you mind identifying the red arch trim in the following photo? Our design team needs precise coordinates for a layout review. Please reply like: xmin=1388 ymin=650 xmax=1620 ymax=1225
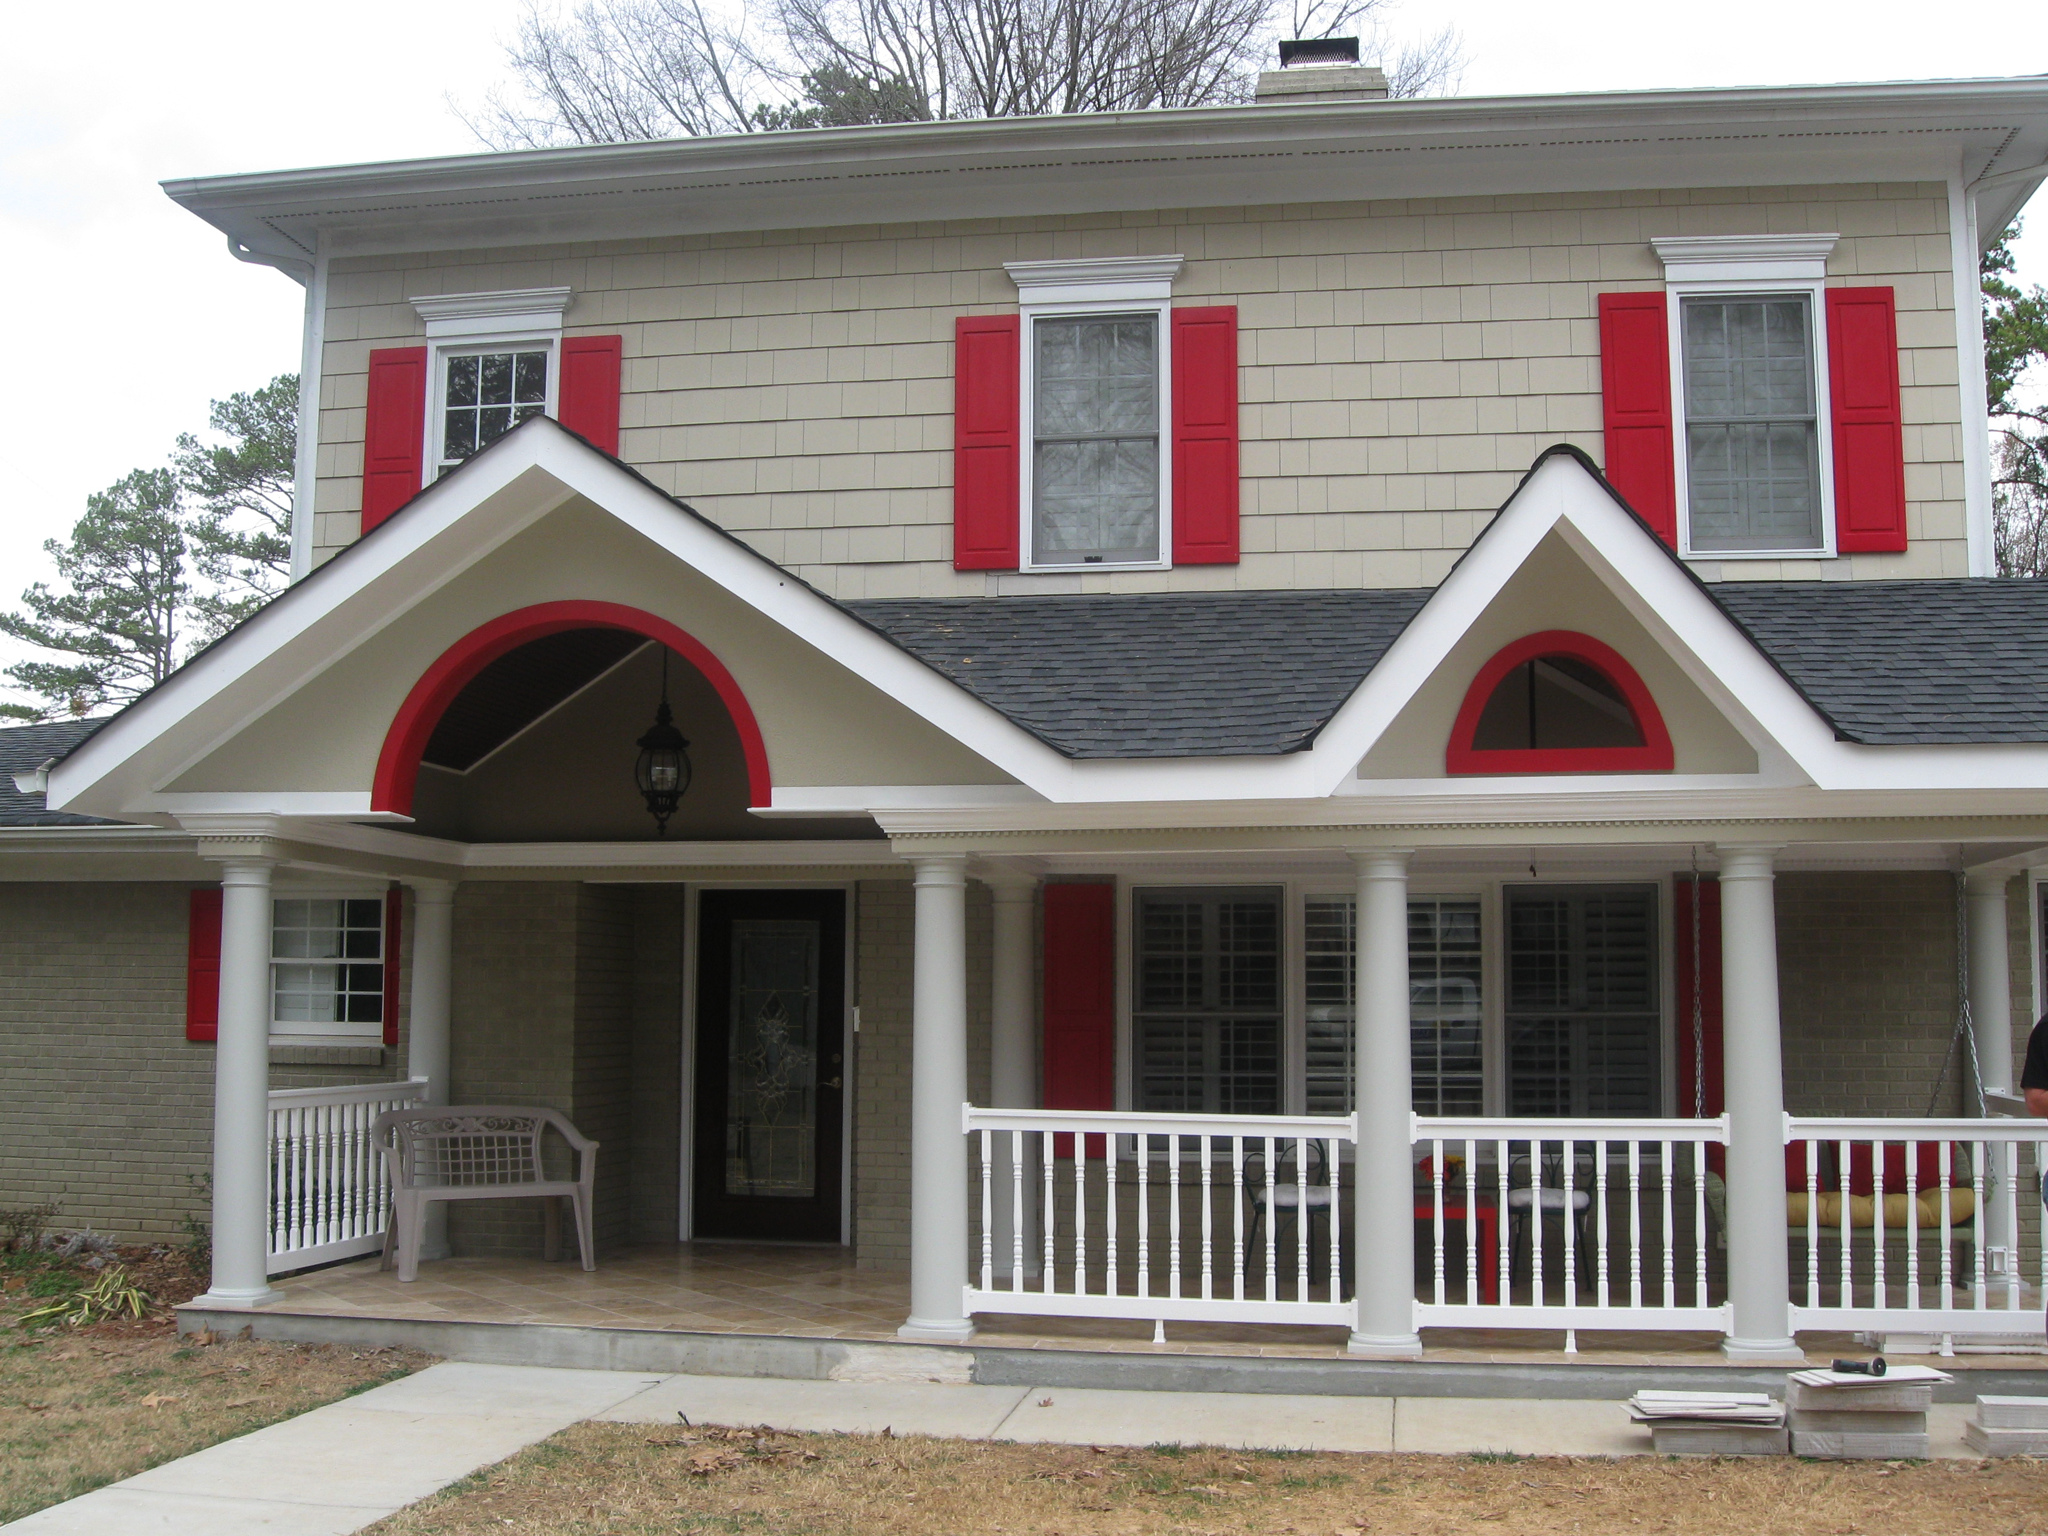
xmin=1446 ymin=630 xmax=1674 ymax=776
xmin=371 ymin=601 xmax=772 ymax=815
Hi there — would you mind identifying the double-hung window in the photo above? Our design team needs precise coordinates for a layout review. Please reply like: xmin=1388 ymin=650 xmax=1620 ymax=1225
xmin=409 ymin=287 xmax=572 ymax=479
xmin=271 ymin=896 xmax=386 ymax=1042
xmin=1007 ymin=257 xmax=1181 ymax=572
xmin=1652 ymin=236 xmax=1839 ymax=558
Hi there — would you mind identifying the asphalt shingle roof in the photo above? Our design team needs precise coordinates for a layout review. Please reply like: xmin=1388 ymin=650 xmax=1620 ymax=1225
xmin=847 ymin=590 xmax=1431 ymax=757
xmin=1715 ymin=579 xmax=2048 ymax=745
xmin=0 ymin=719 xmax=120 ymax=827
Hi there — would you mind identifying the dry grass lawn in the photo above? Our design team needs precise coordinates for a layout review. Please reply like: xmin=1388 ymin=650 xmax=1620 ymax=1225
xmin=372 ymin=1419 xmax=2048 ymax=1536
xmin=1 ymin=1245 xmax=433 ymax=1522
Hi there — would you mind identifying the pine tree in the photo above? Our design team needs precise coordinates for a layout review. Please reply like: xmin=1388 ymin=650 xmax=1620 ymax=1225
xmin=176 ymin=374 xmax=297 ymax=638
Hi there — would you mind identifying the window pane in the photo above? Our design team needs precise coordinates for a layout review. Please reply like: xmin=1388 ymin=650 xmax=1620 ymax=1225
xmin=1305 ymin=897 xmax=1483 ymax=1116
xmin=1134 ymin=888 xmax=1280 ymax=1114
xmin=440 ymin=350 xmax=549 ymax=474
xmin=271 ymin=896 xmax=384 ymax=1034
xmin=1682 ymin=296 xmax=1822 ymax=551
xmin=1506 ymin=885 xmax=1657 ymax=1116
xmin=1032 ymin=315 xmax=1160 ymax=564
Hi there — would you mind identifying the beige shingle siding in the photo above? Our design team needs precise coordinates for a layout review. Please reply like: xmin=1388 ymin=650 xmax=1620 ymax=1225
xmin=314 ymin=182 xmax=1967 ymax=591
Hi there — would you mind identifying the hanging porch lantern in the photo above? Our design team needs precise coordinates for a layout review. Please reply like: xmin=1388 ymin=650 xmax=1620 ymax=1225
xmin=635 ymin=650 xmax=692 ymax=836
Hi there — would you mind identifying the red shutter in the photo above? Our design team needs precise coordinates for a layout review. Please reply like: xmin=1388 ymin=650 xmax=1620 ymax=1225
xmin=1171 ymin=306 xmax=1240 ymax=564
xmin=953 ymin=315 xmax=1021 ymax=570
xmin=186 ymin=888 xmax=223 ymax=1043
xmin=1826 ymin=287 xmax=1909 ymax=554
xmin=1042 ymin=882 xmax=1115 ymax=1157
xmin=1673 ymin=875 xmax=1724 ymax=1172
xmin=362 ymin=346 xmax=428 ymax=533
xmin=382 ymin=887 xmax=403 ymax=1048
xmin=1597 ymin=292 xmax=1678 ymax=547
xmin=558 ymin=334 xmax=624 ymax=455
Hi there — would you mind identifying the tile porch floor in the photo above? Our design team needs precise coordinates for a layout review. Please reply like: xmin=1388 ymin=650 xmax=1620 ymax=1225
xmin=260 ymin=1242 xmax=2043 ymax=1368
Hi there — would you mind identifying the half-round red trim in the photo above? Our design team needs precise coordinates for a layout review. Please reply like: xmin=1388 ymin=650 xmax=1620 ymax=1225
xmin=370 ymin=601 xmax=772 ymax=815
xmin=1445 ymin=630 xmax=1674 ymax=776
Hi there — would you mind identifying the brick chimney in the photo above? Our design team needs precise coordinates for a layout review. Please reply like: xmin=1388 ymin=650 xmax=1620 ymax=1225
xmin=1255 ymin=37 xmax=1389 ymax=104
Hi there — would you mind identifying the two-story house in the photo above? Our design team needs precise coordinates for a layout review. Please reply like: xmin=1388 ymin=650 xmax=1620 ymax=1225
xmin=6 ymin=61 xmax=2048 ymax=1369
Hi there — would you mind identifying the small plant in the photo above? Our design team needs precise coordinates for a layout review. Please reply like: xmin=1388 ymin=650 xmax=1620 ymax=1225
xmin=1468 ymin=1450 xmax=1524 ymax=1464
xmin=17 ymin=1264 xmax=153 ymax=1329
xmin=0 ymin=1203 xmax=60 ymax=1253
xmin=180 ymin=1173 xmax=212 ymax=1265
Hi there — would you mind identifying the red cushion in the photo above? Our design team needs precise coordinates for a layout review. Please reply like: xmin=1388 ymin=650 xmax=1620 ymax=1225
xmin=1846 ymin=1141 xmax=1964 ymax=1194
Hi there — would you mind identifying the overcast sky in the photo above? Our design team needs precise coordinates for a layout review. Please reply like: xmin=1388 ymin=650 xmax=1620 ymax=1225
xmin=2 ymin=0 xmax=2045 ymax=707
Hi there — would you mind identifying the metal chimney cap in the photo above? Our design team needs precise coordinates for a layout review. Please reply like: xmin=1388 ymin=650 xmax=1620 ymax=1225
xmin=1278 ymin=36 xmax=1361 ymax=68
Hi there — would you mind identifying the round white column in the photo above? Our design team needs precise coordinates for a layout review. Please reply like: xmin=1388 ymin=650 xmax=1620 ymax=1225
xmin=899 ymin=854 xmax=976 ymax=1342
xmin=1966 ymin=868 xmax=2017 ymax=1269
xmin=1349 ymin=849 xmax=1422 ymax=1357
xmin=987 ymin=873 xmax=1038 ymax=1278
xmin=407 ymin=880 xmax=458 ymax=1260
xmin=1716 ymin=845 xmax=1802 ymax=1363
xmin=196 ymin=857 xmax=283 ymax=1309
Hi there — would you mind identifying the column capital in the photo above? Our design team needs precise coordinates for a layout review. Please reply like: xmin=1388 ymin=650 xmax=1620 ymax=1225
xmin=979 ymin=868 xmax=1039 ymax=901
xmin=909 ymin=853 xmax=971 ymax=887
xmin=1346 ymin=847 xmax=1415 ymax=878
xmin=1715 ymin=844 xmax=1782 ymax=880
xmin=197 ymin=843 xmax=281 ymax=877
xmin=406 ymin=877 xmax=460 ymax=903
xmin=1965 ymin=864 xmax=2013 ymax=895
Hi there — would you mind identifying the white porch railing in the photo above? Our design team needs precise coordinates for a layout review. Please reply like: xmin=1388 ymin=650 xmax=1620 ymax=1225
xmin=1410 ymin=1115 xmax=1731 ymax=1333
xmin=963 ymin=1106 xmax=1356 ymax=1326
xmin=1783 ymin=1117 xmax=2047 ymax=1339
xmin=266 ymin=1079 xmax=427 ymax=1274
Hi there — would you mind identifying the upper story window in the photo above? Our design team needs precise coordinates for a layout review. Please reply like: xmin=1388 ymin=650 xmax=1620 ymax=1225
xmin=1447 ymin=631 xmax=1673 ymax=775
xmin=410 ymin=287 xmax=572 ymax=479
xmin=271 ymin=894 xmax=387 ymax=1042
xmin=1651 ymin=236 xmax=1839 ymax=558
xmin=1007 ymin=256 xmax=1184 ymax=572
xmin=1679 ymin=294 xmax=1822 ymax=552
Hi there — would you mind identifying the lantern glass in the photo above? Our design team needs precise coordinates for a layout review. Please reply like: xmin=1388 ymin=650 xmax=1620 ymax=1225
xmin=634 ymin=693 xmax=692 ymax=836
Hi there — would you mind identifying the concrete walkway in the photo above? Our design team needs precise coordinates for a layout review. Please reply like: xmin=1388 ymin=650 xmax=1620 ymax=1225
xmin=2 ymin=1362 xmax=1987 ymax=1536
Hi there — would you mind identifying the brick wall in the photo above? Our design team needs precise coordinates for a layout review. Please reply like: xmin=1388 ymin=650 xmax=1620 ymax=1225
xmin=315 ymin=184 xmax=1967 ymax=593
xmin=1778 ymin=871 xmax=1967 ymax=1118
xmin=629 ymin=886 xmax=685 ymax=1244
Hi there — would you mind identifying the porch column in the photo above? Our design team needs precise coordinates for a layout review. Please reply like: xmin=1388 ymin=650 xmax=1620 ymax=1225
xmin=1349 ymin=849 xmax=1422 ymax=1357
xmin=1966 ymin=868 xmax=2018 ymax=1270
xmin=987 ymin=872 xmax=1038 ymax=1275
xmin=1716 ymin=845 xmax=1802 ymax=1363
xmin=406 ymin=879 xmax=458 ymax=1260
xmin=899 ymin=854 xmax=976 ymax=1342
xmin=194 ymin=855 xmax=283 ymax=1309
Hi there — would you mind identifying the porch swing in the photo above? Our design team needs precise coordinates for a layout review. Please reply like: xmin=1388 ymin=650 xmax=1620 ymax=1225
xmin=1688 ymin=859 xmax=1982 ymax=1244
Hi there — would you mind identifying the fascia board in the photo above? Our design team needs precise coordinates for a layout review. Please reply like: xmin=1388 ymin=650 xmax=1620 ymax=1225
xmin=47 ymin=455 xmax=581 ymax=817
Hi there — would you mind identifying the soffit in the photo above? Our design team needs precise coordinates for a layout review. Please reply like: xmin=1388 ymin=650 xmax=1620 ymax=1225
xmin=161 ymin=78 xmax=2048 ymax=262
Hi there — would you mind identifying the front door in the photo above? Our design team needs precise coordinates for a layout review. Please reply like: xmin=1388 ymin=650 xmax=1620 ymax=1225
xmin=692 ymin=890 xmax=846 ymax=1241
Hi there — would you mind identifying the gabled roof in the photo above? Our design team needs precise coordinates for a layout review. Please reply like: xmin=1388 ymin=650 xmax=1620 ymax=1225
xmin=848 ymin=591 xmax=1428 ymax=758
xmin=0 ymin=720 xmax=122 ymax=827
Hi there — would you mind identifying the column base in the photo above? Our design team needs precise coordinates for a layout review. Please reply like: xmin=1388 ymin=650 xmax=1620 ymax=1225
xmin=1347 ymin=1330 xmax=1424 ymax=1358
xmin=898 ymin=1316 xmax=978 ymax=1344
xmin=190 ymin=1285 xmax=283 ymax=1311
xmin=1720 ymin=1335 xmax=1806 ymax=1364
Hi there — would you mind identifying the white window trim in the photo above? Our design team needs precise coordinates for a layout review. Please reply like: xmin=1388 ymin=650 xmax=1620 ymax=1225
xmin=1653 ymin=234 xmax=1841 ymax=561
xmin=269 ymin=884 xmax=388 ymax=1047
xmin=409 ymin=288 xmax=572 ymax=479
xmin=1006 ymin=256 xmax=1183 ymax=573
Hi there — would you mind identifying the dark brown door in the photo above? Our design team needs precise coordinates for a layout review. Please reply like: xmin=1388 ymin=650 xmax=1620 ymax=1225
xmin=692 ymin=890 xmax=846 ymax=1241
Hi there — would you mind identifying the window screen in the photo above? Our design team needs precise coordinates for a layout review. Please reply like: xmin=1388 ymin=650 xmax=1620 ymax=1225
xmin=1031 ymin=314 xmax=1160 ymax=565
xmin=1305 ymin=897 xmax=1484 ymax=1115
xmin=1505 ymin=885 xmax=1658 ymax=1116
xmin=1681 ymin=295 xmax=1823 ymax=552
xmin=440 ymin=350 xmax=548 ymax=476
xmin=1135 ymin=888 xmax=1280 ymax=1114
xmin=272 ymin=898 xmax=385 ymax=1033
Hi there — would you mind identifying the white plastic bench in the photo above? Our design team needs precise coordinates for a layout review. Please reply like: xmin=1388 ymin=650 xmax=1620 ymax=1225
xmin=372 ymin=1106 xmax=598 ymax=1282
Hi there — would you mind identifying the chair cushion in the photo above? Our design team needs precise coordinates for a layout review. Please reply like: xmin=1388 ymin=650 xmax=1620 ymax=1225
xmin=1505 ymin=1187 xmax=1592 ymax=1212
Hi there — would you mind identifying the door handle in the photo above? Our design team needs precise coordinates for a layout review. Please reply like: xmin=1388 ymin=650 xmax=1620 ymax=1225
xmin=822 ymin=1077 xmax=842 ymax=1090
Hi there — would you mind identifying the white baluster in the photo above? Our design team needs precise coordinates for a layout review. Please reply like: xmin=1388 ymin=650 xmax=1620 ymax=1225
xmin=1263 ymin=1135 xmax=1277 ymax=1304
xmin=1463 ymin=1137 xmax=1478 ymax=1308
xmin=1531 ymin=1139 xmax=1545 ymax=1304
xmin=1872 ymin=1140 xmax=1887 ymax=1308
xmin=1137 ymin=1132 xmax=1151 ymax=1301
xmin=1231 ymin=1135 xmax=1245 ymax=1303
xmin=1838 ymin=1139 xmax=1854 ymax=1314
xmin=1659 ymin=1138 xmax=1676 ymax=1310
xmin=1327 ymin=1134 xmax=1342 ymax=1305
xmin=2000 ymin=1136 xmax=2022 ymax=1311
xmin=1561 ymin=1139 xmax=1577 ymax=1311
xmin=1042 ymin=1131 xmax=1056 ymax=1295
xmin=1073 ymin=1135 xmax=1087 ymax=1296
xmin=979 ymin=1128 xmax=993 ymax=1293
xmin=1167 ymin=1133 xmax=1183 ymax=1301
xmin=1937 ymin=1139 xmax=1953 ymax=1312
xmin=1105 ymin=1135 xmax=1118 ymax=1297
xmin=1430 ymin=1138 xmax=1446 ymax=1307
xmin=1294 ymin=1134 xmax=1309 ymax=1306
xmin=1497 ymin=1139 xmax=1512 ymax=1308
xmin=1803 ymin=1139 xmax=1819 ymax=1311
xmin=1199 ymin=1134 xmax=1214 ymax=1302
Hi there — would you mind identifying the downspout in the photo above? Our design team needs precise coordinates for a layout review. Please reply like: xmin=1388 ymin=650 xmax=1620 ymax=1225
xmin=226 ymin=236 xmax=324 ymax=584
xmin=1955 ymin=158 xmax=2048 ymax=578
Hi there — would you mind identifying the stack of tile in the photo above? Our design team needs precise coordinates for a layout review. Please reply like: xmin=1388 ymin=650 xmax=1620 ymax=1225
xmin=1786 ymin=1366 xmax=1951 ymax=1459
xmin=1964 ymin=1396 xmax=2048 ymax=1456
xmin=1629 ymin=1390 xmax=1788 ymax=1455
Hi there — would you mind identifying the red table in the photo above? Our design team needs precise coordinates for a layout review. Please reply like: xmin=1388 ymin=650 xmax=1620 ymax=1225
xmin=1413 ymin=1202 xmax=1501 ymax=1305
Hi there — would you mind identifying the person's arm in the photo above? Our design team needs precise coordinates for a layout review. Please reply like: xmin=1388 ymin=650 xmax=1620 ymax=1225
xmin=2028 ymin=1087 xmax=2048 ymax=1119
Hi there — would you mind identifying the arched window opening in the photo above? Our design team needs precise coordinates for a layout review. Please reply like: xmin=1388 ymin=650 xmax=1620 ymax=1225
xmin=1447 ymin=631 xmax=1673 ymax=775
